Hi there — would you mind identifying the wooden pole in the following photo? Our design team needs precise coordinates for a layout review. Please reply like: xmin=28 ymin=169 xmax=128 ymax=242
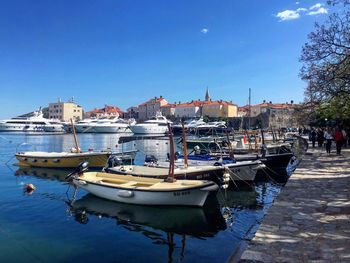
xmin=166 ymin=123 xmax=176 ymax=182
xmin=70 ymin=118 xmax=81 ymax=153
xmin=181 ymin=121 xmax=188 ymax=168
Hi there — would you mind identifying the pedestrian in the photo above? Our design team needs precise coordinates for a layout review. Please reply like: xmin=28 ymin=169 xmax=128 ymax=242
xmin=324 ymin=128 xmax=333 ymax=154
xmin=310 ymin=128 xmax=317 ymax=148
xmin=341 ymin=128 xmax=347 ymax=147
xmin=317 ymin=128 xmax=324 ymax=147
xmin=334 ymin=127 xmax=344 ymax=155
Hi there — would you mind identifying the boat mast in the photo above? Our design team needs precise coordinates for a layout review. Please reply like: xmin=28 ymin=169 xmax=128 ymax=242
xmin=248 ymin=88 xmax=251 ymax=130
xmin=181 ymin=120 xmax=188 ymax=168
xmin=166 ymin=123 xmax=176 ymax=182
xmin=70 ymin=118 xmax=81 ymax=153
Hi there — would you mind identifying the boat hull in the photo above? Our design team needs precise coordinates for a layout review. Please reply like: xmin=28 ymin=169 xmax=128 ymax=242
xmin=16 ymin=152 xmax=111 ymax=168
xmin=106 ymin=166 xmax=225 ymax=186
xmin=73 ymin=173 xmax=218 ymax=207
xmin=130 ymin=125 xmax=168 ymax=135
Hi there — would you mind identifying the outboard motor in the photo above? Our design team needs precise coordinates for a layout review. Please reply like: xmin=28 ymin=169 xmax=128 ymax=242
xmin=65 ymin=161 xmax=89 ymax=180
xmin=107 ymin=156 xmax=123 ymax=168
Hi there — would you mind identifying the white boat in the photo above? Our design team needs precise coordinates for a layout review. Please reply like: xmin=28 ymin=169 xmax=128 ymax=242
xmin=146 ymin=158 xmax=262 ymax=182
xmin=91 ymin=118 xmax=135 ymax=133
xmin=0 ymin=108 xmax=65 ymax=133
xmin=74 ymin=118 xmax=99 ymax=133
xmin=73 ymin=172 xmax=218 ymax=207
xmin=172 ymin=118 xmax=207 ymax=134
xmin=130 ymin=113 xmax=171 ymax=135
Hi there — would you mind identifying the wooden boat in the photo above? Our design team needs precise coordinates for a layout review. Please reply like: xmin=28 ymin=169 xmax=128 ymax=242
xmin=71 ymin=123 xmax=219 ymax=207
xmin=73 ymin=172 xmax=218 ymax=207
xmin=16 ymin=151 xmax=112 ymax=168
xmin=106 ymin=165 xmax=226 ymax=184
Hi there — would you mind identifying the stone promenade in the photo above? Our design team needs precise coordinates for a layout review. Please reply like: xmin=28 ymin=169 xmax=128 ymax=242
xmin=237 ymin=147 xmax=350 ymax=262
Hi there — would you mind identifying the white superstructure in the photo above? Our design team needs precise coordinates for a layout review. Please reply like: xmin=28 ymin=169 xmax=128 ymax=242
xmin=0 ymin=109 xmax=64 ymax=133
xmin=130 ymin=113 xmax=171 ymax=135
xmin=91 ymin=118 xmax=135 ymax=133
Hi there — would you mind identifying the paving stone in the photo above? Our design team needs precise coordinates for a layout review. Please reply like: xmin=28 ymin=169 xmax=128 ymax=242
xmin=235 ymin=148 xmax=350 ymax=263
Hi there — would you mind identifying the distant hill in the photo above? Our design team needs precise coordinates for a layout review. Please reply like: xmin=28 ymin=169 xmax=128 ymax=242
xmin=19 ymin=107 xmax=49 ymax=118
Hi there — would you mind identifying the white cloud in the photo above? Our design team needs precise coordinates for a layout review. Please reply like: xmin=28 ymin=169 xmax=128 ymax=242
xmin=307 ymin=3 xmax=328 ymax=15
xmin=276 ymin=10 xmax=300 ymax=21
xmin=309 ymin=3 xmax=322 ymax=10
xmin=297 ymin=7 xmax=307 ymax=12
xmin=276 ymin=2 xmax=328 ymax=21
xmin=200 ymin=28 xmax=208 ymax=34
xmin=296 ymin=1 xmax=300 ymax=4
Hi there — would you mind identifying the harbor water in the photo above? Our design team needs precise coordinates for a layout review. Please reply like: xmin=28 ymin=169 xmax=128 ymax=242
xmin=0 ymin=133 xmax=285 ymax=263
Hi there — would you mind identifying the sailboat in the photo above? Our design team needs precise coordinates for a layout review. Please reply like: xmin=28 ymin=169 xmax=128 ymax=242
xmin=71 ymin=123 xmax=219 ymax=207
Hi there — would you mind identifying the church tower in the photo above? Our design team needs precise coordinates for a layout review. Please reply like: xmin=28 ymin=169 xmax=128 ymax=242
xmin=205 ymin=87 xmax=210 ymax=101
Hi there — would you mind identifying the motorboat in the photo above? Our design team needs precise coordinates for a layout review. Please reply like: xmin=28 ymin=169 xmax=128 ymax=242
xmin=70 ymin=123 xmax=219 ymax=207
xmin=143 ymin=156 xmax=262 ymax=183
xmin=172 ymin=118 xmax=206 ymax=134
xmin=129 ymin=113 xmax=171 ymax=135
xmin=106 ymin=165 xmax=226 ymax=185
xmin=0 ymin=108 xmax=65 ymax=133
xmin=15 ymin=150 xmax=137 ymax=168
xmin=73 ymin=171 xmax=218 ymax=206
xmin=74 ymin=118 xmax=99 ymax=133
xmin=91 ymin=118 xmax=135 ymax=133
xmin=16 ymin=151 xmax=112 ymax=168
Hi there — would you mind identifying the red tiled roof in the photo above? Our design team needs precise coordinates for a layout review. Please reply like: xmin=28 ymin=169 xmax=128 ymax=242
xmin=87 ymin=105 xmax=124 ymax=115
xmin=138 ymin=97 xmax=167 ymax=107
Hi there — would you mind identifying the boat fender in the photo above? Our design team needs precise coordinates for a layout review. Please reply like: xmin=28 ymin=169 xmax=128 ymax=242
xmin=221 ymin=184 xmax=228 ymax=189
xmin=77 ymin=180 xmax=87 ymax=185
xmin=117 ymin=190 xmax=134 ymax=198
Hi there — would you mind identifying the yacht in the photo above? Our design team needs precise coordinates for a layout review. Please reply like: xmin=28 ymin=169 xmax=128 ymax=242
xmin=130 ymin=113 xmax=171 ymax=135
xmin=74 ymin=118 xmax=99 ymax=133
xmin=0 ymin=108 xmax=65 ymax=133
xmin=172 ymin=117 xmax=206 ymax=134
xmin=91 ymin=118 xmax=136 ymax=133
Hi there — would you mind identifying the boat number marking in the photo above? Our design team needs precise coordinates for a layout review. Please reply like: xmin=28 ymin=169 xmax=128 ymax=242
xmin=173 ymin=191 xmax=191 ymax=196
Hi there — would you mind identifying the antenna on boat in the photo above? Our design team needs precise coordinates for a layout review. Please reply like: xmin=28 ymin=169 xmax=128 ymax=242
xmin=181 ymin=120 xmax=188 ymax=168
xmin=165 ymin=123 xmax=176 ymax=183
xmin=70 ymin=118 xmax=81 ymax=153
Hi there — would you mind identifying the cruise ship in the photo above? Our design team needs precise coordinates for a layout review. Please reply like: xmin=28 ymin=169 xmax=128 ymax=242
xmin=0 ymin=108 xmax=64 ymax=133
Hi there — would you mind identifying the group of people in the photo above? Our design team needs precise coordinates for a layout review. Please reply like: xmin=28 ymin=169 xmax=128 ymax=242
xmin=310 ymin=127 xmax=348 ymax=155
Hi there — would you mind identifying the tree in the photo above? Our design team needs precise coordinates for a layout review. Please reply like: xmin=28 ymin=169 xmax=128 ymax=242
xmin=300 ymin=2 xmax=350 ymax=124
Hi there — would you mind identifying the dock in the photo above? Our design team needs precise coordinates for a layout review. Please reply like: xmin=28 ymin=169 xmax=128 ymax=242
xmin=234 ymin=147 xmax=350 ymax=262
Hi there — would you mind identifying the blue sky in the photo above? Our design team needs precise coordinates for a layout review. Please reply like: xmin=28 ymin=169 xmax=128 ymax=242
xmin=0 ymin=0 xmax=333 ymax=118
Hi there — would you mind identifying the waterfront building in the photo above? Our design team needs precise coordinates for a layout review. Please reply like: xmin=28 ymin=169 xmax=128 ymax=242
xmin=48 ymin=98 xmax=83 ymax=121
xmin=241 ymin=101 xmax=299 ymax=128
xmin=174 ymin=100 xmax=202 ymax=118
xmin=85 ymin=105 xmax=124 ymax=118
xmin=126 ymin=106 xmax=139 ymax=119
xmin=138 ymin=96 xmax=168 ymax=121
xmin=160 ymin=103 xmax=176 ymax=119
xmin=202 ymin=100 xmax=238 ymax=118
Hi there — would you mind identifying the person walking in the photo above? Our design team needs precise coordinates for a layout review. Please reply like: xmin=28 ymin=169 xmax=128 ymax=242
xmin=310 ymin=128 xmax=317 ymax=148
xmin=317 ymin=128 xmax=324 ymax=147
xmin=324 ymin=128 xmax=333 ymax=154
xmin=335 ymin=127 xmax=344 ymax=155
xmin=341 ymin=128 xmax=347 ymax=148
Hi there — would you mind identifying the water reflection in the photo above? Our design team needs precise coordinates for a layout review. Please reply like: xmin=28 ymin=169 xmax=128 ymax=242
xmin=68 ymin=194 xmax=227 ymax=262
xmin=15 ymin=166 xmax=72 ymax=182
